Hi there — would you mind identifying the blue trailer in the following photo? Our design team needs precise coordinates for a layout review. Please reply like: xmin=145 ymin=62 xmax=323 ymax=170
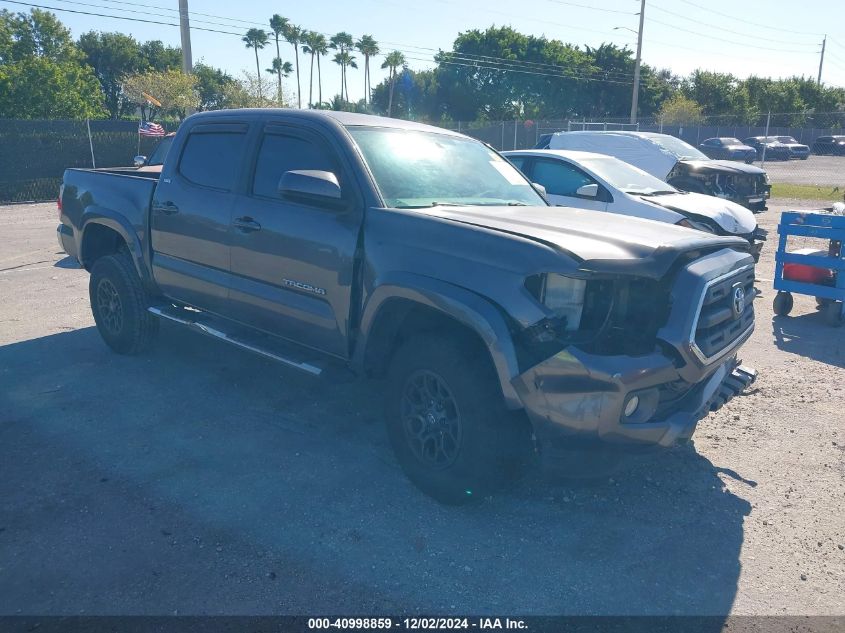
xmin=773 ymin=211 xmax=845 ymax=327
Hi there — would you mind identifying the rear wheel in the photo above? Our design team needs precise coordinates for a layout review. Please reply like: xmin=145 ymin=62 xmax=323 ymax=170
xmin=773 ymin=291 xmax=794 ymax=316
xmin=385 ymin=334 xmax=530 ymax=504
xmin=89 ymin=251 xmax=159 ymax=354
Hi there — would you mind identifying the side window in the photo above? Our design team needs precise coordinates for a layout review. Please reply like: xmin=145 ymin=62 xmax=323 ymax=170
xmin=253 ymin=133 xmax=338 ymax=198
xmin=179 ymin=132 xmax=246 ymax=191
xmin=531 ymin=160 xmax=595 ymax=197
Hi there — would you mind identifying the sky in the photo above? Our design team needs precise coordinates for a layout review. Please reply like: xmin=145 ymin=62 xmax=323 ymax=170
xmin=5 ymin=0 xmax=845 ymax=107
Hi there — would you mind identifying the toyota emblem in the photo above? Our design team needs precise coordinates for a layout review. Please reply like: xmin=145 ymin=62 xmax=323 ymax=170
xmin=732 ymin=285 xmax=746 ymax=318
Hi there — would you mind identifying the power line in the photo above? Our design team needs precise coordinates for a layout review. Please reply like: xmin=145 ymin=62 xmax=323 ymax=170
xmin=650 ymin=3 xmax=819 ymax=46
xmin=542 ymin=0 xmax=635 ymax=15
xmin=646 ymin=16 xmax=819 ymax=54
xmin=676 ymin=0 xmax=823 ymax=36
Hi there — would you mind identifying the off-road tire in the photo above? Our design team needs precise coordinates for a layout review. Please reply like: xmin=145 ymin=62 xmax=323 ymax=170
xmin=89 ymin=252 xmax=159 ymax=354
xmin=385 ymin=334 xmax=530 ymax=504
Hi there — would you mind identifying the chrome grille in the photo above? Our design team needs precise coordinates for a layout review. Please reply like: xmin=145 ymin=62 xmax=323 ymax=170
xmin=693 ymin=266 xmax=755 ymax=361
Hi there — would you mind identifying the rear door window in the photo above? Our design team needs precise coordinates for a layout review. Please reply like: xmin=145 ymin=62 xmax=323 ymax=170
xmin=179 ymin=131 xmax=247 ymax=191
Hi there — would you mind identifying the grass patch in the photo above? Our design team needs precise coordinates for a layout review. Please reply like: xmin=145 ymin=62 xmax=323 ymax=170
xmin=771 ymin=183 xmax=843 ymax=201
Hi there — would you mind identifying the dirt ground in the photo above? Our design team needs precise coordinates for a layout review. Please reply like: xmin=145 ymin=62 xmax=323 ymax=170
xmin=0 ymin=201 xmax=842 ymax=616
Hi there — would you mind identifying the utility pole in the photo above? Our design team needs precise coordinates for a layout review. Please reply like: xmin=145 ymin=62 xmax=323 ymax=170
xmin=178 ymin=0 xmax=193 ymax=74
xmin=817 ymin=35 xmax=826 ymax=85
xmin=630 ymin=0 xmax=646 ymax=124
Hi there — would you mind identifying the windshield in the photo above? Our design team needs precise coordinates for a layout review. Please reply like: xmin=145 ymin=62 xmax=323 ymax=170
xmin=723 ymin=138 xmax=742 ymax=145
xmin=776 ymin=136 xmax=798 ymax=143
xmin=647 ymin=135 xmax=709 ymax=160
xmin=147 ymin=135 xmax=174 ymax=166
xmin=347 ymin=127 xmax=547 ymax=208
xmin=581 ymin=156 xmax=677 ymax=195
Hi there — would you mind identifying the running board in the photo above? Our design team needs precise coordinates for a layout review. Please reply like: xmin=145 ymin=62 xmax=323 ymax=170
xmin=148 ymin=306 xmax=324 ymax=376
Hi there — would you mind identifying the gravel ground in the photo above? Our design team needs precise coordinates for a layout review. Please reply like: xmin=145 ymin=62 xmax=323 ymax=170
xmin=0 ymin=201 xmax=843 ymax=616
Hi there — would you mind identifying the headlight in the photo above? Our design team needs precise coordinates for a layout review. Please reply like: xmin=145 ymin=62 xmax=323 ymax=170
xmin=538 ymin=274 xmax=586 ymax=331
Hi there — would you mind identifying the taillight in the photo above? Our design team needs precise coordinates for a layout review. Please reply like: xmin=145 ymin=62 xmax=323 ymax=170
xmin=57 ymin=185 xmax=63 ymax=217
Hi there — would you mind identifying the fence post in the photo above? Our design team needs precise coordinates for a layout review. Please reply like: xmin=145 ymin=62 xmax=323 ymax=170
xmin=501 ymin=121 xmax=505 ymax=150
xmin=86 ymin=118 xmax=96 ymax=168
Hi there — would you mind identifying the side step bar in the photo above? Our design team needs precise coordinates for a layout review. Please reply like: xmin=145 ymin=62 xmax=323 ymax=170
xmin=148 ymin=306 xmax=323 ymax=376
xmin=708 ymin=364 xmax=757 ymax=412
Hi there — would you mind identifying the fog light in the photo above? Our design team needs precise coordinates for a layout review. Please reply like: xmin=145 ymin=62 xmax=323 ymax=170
xmin=624 ymin=396 xmax=640 ymax=418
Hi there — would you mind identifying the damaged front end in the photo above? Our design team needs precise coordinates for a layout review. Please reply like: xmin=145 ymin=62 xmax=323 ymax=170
xmin=511 ymin=247 xmax=757 ymax=458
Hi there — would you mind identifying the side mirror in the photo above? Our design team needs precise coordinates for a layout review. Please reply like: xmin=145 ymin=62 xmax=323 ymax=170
xmin=133 ymin=155 xmax=147 ymax=167
xmin=576 ymin=183 xmax=599 ymax=198
xmin=531 ymin=182 xmax=548 ymax=201
xmin=278 ymin=170 xmax=343 ymax=207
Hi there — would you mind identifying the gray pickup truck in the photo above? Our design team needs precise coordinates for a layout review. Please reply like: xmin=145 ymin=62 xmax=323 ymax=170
xmin=58 ymin=109 xmax=757 ymax=503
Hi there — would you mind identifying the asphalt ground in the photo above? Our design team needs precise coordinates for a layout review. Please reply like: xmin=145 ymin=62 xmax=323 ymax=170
xmin=0 ymin=201 xmax=843 ymax=616
xmin=756 ymin=155 xmax=844 ymax=188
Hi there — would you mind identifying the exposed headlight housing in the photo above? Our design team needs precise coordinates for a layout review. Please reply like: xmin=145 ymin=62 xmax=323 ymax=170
xmin=536 ymin=273 xmax=587 ymax=331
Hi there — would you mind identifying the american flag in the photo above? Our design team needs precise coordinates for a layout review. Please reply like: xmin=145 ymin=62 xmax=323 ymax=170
xmin=138 ymin=121 xmax=166 ymax=137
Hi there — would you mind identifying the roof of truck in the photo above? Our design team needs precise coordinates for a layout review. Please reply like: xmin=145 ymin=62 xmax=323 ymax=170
xmin=187 ymin=108 xmax=464 ymax=137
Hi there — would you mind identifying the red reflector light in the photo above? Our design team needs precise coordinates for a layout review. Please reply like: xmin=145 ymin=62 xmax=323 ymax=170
xmin=783 ymin=263 xmax=834 ymax=284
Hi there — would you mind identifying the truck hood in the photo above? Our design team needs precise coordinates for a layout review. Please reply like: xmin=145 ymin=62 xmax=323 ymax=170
xmin=639 ymin=192 xmax=758 ymax=235
xmin=416 ymin=204 xmax=748 ymax=278
xmin=681 ymin=159 xmax=766 ymax=175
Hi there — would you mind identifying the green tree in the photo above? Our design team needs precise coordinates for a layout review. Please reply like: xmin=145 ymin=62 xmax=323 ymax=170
xmin=355 ymin=34 xmax=379 ymax=105
xmin=78 ymin=31 xmax=144 ymax=119
xmin=242 ymin=28 xmax=268 ymax=99
xmin=193 ymin=62 xmax=236 ymax=111
xmin=123 ymin=69 xmax=198 ymax=120
xmin=265 ymin=57 xmax=293 ymax=105
xmin=658 ymin=93 xmax=704 ymax=125
xmin=0 ymin=9 xmax=104 ymax=119
xmin=282 ymin=23 xmax=303 ymax=108
xmin=330 ymin=32 xmax=355 ymax=102
xmin=139 ymin=39 xmax=181 ymax=71
xmin=268 ymin=14 xmax=288 ymax=106
xmin=380 ymin=50 xmax=405 ymax=117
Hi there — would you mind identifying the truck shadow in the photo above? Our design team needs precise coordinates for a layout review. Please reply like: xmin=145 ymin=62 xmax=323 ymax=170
xmin=0 ymin=324 xmax=750 ymax=619
xmin=772 ymin=313 xmax=845 ymax=368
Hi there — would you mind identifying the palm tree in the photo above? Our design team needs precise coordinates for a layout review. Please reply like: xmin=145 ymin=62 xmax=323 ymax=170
xmin=355 ymin=35 xmax=379 ymax=105
xmin=333 ymin=51 xmax=357 ymax=102
xmin=243 ymin=28 xmax=269 ymax=99
xmin=265 ymin=58 xmax=293 ymax=105
xmin=381 ymin=50 xmax=405 ymax=117
xmin=312 ymin=33 xmax=329 ymax=106
xmin=282 ymin=23 xmax=303 ymax=108
xmin=301 ymin=31 xmax=318 ymax=107
xmin=269 ymin=15 xmax=289 ymax=106
xmin=329 ymin=32 xmax=354 ymax=102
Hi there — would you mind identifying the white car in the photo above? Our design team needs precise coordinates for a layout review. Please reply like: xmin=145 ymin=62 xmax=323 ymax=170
xmin=503 ymin=149 xmax=765 ymax=260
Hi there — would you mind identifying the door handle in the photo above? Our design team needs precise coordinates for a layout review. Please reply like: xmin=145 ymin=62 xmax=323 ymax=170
xmin=153 ymin=201 xmax=179 ymax=215
xmin=233 ymin=216 xmax=262 ymax=232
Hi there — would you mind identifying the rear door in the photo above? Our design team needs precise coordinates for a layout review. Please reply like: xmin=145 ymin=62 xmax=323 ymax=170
xmin=150 ymin=122 xmax=248 ymax=314
xmin=529 ymin=157 xmax=609 ymax=211
xmin=227 ymin=123 xmax=363 ymax=358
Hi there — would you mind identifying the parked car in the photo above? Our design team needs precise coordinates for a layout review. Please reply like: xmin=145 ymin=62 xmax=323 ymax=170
xmin=132 ymin=133 xmax=176 ymax=173
xmin=699 ymin=137 xmax=757 ymax=163
xmin=812 ymin=135 xmax=845 ymax=156
xmin=503 ymin=149 xmax=765 ymax=260
xmin=542 ymin=131 xmax=771 ymax=211
xmin=58 ymin=109 xmax=757 ymax=504
xmin=773 ymin=136 xmax=810 ymax=159
xmin=743 ymin=136 xmax=791 ymax=161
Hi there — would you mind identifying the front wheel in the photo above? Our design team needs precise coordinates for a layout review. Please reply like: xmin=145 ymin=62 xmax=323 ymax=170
xmin=773 ymin=291 xmax=794 ymax=316
xmin=385 ymin=334 xmax=530 ymax=504
xmin=89 ymin=252 xmax=159 ymax=354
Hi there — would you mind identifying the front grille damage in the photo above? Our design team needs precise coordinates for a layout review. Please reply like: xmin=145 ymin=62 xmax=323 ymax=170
xmin=693 ymin=267 xmax=755 ymax=361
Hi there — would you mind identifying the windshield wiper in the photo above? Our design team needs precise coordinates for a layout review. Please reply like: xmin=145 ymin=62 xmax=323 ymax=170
xmin=393 ymin=202 xmax=473 ymax=209
xmin=636 ymin=190 xmax=677 ymax=197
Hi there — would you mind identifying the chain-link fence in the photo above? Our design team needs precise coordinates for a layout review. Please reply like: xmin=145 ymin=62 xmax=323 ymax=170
xmin=0 ymin=119 xmax=178 ymax=203
xmin=1 ymin=114 xmax=843 ymax=204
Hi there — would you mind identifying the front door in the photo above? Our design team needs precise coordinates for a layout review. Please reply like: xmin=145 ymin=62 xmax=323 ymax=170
xmin=529 ymin=158 xmax=609 ymax=211
xmin=228 ymin=124 xmax=363 ymax=358
xmin=150 ymin=122 xmax=248 ymax=315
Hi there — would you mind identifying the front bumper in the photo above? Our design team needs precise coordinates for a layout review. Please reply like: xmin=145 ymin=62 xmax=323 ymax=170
xmin=513 ymin=345 xmax=756 ymax=455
